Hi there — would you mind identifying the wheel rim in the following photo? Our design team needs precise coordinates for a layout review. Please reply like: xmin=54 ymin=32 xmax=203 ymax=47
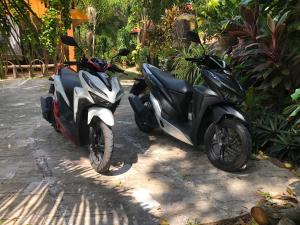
xmin=89 ymin=125 xmax=105 ymax=163
xmin=210 ymin=125 xmax=242 ymax=163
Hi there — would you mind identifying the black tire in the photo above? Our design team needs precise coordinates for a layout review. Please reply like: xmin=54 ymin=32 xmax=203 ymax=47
xmin=89 ymin=119 xmax=113 ymax=173
xmin=134 ymin=95 xmax=155 ymax=133
xmin=204 ymin=118 xmax=252 ymax=172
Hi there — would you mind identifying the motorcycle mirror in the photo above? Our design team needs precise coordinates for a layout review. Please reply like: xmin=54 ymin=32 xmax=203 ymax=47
xmin=117 ymin=48 xmax=130 ymax=56
xmin=187 ymin=31 xmax=206 ymax=55
xmin=61 ymin=35 xmax=79 ymax=47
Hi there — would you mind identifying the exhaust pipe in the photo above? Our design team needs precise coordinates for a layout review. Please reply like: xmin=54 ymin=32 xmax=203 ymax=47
xmin=128 ymin=96 xmax=145 ymax=115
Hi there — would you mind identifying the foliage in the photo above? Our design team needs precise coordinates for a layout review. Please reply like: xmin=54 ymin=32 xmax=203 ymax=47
xmin=193 ymin=0 xmax=242 ymax=39
xmin=0 ymin=0 xmax=41 ymax=60
xmin=228 ymin=5 xmax=300 ymax=108
xmin=149 ymin=5 xmax=190 ymax=52
xmin=39 ymin=0 xmax=71 ymax=58
xmin=0 ymin=0 xmax=72 ymax=62
xmin=283 ymin=89 xmax=300 ymax=129
xmin=134 ymin=45 xmax=150 ymax=69
xmin=129 ymin=0 xmax=190 ymax=23
xmin=254 ymin=113 xmax=300 ymax=163
xmin=39 ymin=8 xmax=62 ymax=57
xmin=242 ymin=86 xmax=267 ymax=118
xmin=93 ymin=34 xmax=115 ymax=59
xmin=172 ymin=43 xmax=204 ymax=85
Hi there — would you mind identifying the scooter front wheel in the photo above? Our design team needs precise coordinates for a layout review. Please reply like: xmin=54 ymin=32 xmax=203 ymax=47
xmin=89 ymin=119 xmax=113 ymax=173
xmin=204 ymin=118 xmax=252 ymax=172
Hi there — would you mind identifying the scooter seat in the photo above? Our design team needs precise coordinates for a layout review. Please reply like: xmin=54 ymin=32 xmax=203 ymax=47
xmin=144 ymin=64 xmax=192 ymax=93
xmin=60 ymin=68 xmax=82 ymax=107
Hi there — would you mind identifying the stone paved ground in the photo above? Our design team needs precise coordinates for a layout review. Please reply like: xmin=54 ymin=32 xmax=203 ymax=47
xmin=0 ymin=78 xmax=299 ymax=225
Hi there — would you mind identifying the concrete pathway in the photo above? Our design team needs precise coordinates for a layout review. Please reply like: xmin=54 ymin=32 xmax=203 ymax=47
xmin=0 ymin=78 xmax=299 ymax=225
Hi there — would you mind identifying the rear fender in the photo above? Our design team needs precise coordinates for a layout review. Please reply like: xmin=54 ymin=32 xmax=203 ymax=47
xmin=87 ymin=107 xmax=114 ymax=126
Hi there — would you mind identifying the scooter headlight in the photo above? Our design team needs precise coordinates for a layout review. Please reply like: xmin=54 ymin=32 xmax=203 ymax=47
xmin=89 ymin=92 xmax=113 ymax=107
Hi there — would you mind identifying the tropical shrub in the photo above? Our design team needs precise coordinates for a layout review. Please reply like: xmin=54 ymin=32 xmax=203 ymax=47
xmin=242 ymin=86 xmax=267 ymax=119
xmin=254 ymin=113 xmax=300 ymax=164
xmin=284 ymin=89 xmax=300 ymax=129
xmin=0 ymin=0 xmax=41 ymax=60
xmin=134 ymin=45 xmax=150 ymax=70
xmin=228 ymin=5 xmax=300 ymax=107
xmin=172 ymin=43 xmax=204 ymax=85
xmin=193 ymin=0 xmax=242 ymax=40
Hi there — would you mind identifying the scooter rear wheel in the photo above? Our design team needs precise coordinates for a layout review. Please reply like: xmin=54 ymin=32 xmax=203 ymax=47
xmin=204 ymin=118 xmax=252 ymax=172
xmin=89 ymin=119 xmax=113 ymax=173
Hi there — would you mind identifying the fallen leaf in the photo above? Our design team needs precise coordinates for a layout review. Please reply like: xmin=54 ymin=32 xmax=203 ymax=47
xmin=286 ymin=187 xmax=296 ymax=196
xmin=251 ymin=206 xmax=269 ymax=225
xmin=283 ymin=162 xmax=293 ymax=170
xmin=159 ymin=218 xmax=169 ymax=225
xmin=115 ymin=180 xmax=122 ymax=188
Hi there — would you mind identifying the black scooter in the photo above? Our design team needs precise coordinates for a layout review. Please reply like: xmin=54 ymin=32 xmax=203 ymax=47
xmin=128 ymin=31 xmax=252 ymax=172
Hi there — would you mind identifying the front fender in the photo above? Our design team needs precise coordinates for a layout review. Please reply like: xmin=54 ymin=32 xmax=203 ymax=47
xmin=212 ymin=105 xmax=248 ymax=124
xmin=192 ymin=105 xmax=248 ymax=145
xmin=87 ymin=107 xmax=114 ymax=126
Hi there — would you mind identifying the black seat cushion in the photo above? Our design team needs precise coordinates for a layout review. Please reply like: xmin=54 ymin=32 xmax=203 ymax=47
xmin=60 ymin=68 xmax=82 ymax=107
xmin=146 ymin=64 xmax=192 ymax=93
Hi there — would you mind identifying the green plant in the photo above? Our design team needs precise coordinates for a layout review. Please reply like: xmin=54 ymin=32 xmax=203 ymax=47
xmin=39 ymin=0 xmax=71 ymax=59
xmin=243 ymin=86 xmax=268 ymax=118
xmin=228 ymin=6 xmax=300 ymax=107
xmin=0 ymin=0 xmax=41 ymax=60
xmin=255 ymin=113 xmax=300 ymax=163
xmin=193 ymin=0 xmax=242 ymax=40
xmin=172 ymin=43 xmax=204 ymax=84
xmin=39 ymin=8 xmax=62 ymax=57
xmin=283 ymin=88 xmax=300 ymax=129
xmin=134 ymin=45 xmax=150 ymax=69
